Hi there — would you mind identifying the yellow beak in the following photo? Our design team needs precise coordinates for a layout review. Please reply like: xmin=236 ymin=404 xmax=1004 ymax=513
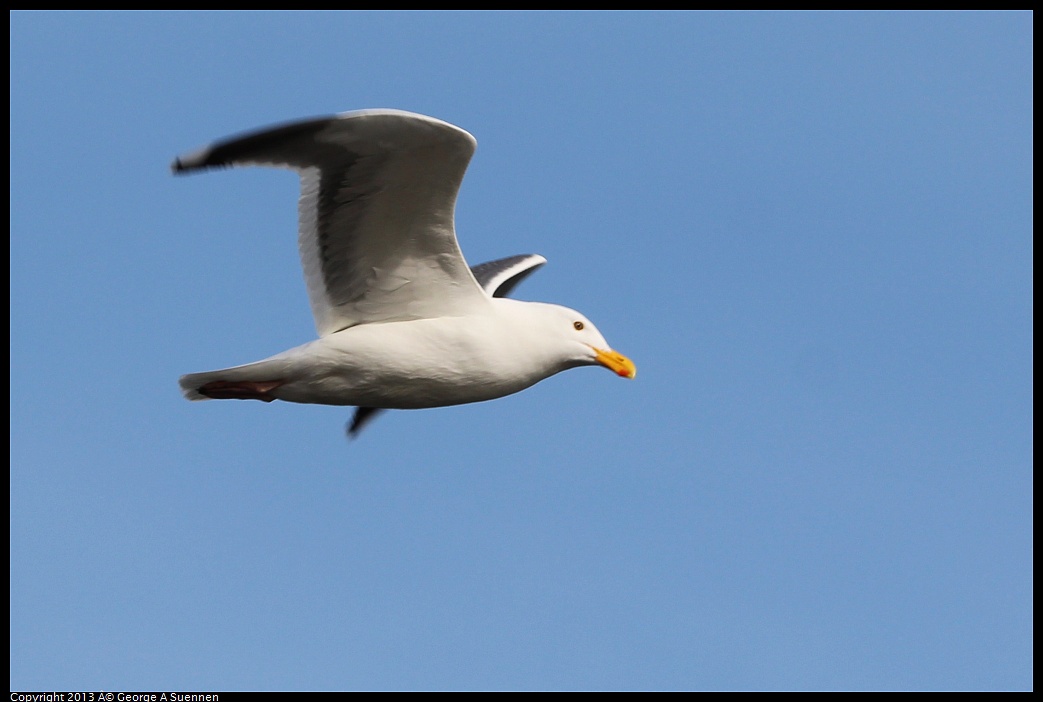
xmin=593 ymin=347 xmax=637 ymax=379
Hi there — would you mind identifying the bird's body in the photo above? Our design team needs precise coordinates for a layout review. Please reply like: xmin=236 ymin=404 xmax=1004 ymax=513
xmin=182 ymin=298 xmax=611 ymax=409
xmin=174 ymin=109 xmax=634 ymax=435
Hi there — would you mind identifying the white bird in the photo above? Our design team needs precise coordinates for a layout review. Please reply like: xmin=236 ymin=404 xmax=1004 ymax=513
xmin=174 ymin=109 xmax=635 ymax=436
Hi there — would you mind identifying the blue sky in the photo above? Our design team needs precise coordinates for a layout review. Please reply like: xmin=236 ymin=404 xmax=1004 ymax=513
xmin=10 ymin=11 xmax=1032 ymax=691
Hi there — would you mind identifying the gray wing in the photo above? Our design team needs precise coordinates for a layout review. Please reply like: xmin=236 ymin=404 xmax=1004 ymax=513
xmin=347 ymin=253 xmax=547 ymax=439
xmin=469 ymin=253 xmax=547 ymax=298
xmin=173 ymin=109 xmax=489 ymax=336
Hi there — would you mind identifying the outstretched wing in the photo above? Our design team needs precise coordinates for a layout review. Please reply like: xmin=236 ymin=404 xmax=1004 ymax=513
xmin=173 ymin=109 xmax=490 ymax=336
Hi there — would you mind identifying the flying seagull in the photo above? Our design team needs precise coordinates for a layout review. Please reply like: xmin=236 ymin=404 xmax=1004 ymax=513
xmin=174 ymin=109 xmax=635 ymax=437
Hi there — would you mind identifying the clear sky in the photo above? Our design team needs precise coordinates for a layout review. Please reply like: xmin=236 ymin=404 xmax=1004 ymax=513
xmin=9 ymin=11 xmax=1032 ymax=692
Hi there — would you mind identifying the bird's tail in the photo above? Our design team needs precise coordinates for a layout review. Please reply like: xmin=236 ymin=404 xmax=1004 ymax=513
xmin=179 ymin=358 xmax=289 ymax=402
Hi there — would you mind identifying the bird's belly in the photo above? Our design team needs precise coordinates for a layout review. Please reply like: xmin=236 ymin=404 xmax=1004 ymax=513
xmin=268 ymin=329 xmax=543 ymax=409
xmin=275 ymin=364 xmax=535 ymax=409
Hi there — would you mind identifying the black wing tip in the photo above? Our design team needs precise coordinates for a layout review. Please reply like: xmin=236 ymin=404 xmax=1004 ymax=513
xmin=470 ymin=253 xmax=548 ymax=298
xmin=171 ymin=114 xmax=342 ymax=176
xmin=170 ymin=146 xmax=215 ymax=174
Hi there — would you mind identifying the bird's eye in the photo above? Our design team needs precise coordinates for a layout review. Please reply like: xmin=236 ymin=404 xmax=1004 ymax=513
xmin=573 ymin=321 xmax=584 ymax=331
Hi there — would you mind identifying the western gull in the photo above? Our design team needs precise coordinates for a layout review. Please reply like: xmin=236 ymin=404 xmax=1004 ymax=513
xmin=174 ymin=109 xmax=636 ymax=436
